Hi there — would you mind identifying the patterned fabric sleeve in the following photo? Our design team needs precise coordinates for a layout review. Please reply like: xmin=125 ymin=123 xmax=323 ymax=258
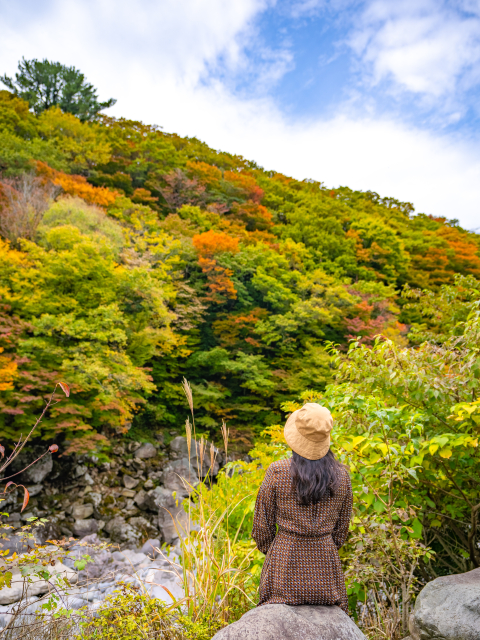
xmin=331 ymin=471 xmax=353 ymax=550
xmin=252 ymin=464 xmax=277 ymax=554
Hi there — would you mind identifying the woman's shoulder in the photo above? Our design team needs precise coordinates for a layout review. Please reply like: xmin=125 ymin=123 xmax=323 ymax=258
xmin=267 ymin=458 xmax=291 ymax=475
xmin=336 ymin=463 xmax=352 ymax=487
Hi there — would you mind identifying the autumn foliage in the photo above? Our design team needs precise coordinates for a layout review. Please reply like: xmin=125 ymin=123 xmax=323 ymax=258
xmin=0 ymin=87 xmax=479 ymax=451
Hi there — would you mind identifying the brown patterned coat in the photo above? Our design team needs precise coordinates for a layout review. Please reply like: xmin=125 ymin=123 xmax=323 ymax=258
xmin=252 ymin=458 xmax=353 ymax=613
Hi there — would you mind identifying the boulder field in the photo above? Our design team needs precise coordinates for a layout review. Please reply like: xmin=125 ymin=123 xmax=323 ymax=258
xmin=1 ymin=435 xmax=225 ymax=549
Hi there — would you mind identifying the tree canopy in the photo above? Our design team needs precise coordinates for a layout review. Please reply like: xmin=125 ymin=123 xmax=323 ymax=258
xmin=1 ymin=58 xmax=116 ymax=121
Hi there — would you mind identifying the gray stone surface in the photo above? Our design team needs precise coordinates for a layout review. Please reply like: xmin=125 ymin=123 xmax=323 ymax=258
xmin=135 ymin=443 xmax=157 ymax=459
xmin=123 ymin=474 xmax=140 ymax=490
xmin=141 ymin=538 xmax=161 ymax=558
xmin=409 ymin=567 xmax=480 ymax=640
xmin=72 ymin=503 xmax=94 ymax=520
xmin=134 ymin=488 xmax=150 ymax=510
xmin=72 ymin=518 xmax=98 ymax=537
xmin=161 ymin=457 xmax=199 ymax=496
xmin=25 ymin=484 xmax=43 ymax=497
xmin=104 ymin=515 xmax=141 ymax=546
xmin=155 ymin=487 xmax=190 ymax=544
xmin=212 ymin=604 xmax=366 ymax=640
xmin=169 ymin=436 xmax=220 ymax=476
xmin=23 ymin=455 xmax=52 ymax=484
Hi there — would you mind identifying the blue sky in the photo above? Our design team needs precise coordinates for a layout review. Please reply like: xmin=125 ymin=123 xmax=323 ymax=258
xmin=1 ymin=0 xmax=480 ymax=228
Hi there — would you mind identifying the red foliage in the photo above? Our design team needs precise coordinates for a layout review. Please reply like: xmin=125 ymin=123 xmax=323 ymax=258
xmin=160 ymin=169 xmax=206 ymax=210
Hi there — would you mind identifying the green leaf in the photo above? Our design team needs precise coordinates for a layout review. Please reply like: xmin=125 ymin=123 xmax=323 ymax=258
xmin=373 ymin=501 xmax=385 ymax=514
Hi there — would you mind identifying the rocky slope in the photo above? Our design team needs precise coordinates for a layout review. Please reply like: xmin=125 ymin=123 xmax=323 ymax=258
xmin=1 ymin=434 xmax=230 ymax=550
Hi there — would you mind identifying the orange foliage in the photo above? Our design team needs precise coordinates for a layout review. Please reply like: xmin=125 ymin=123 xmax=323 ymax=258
xmin=410 ymin=227 xmax=480 ymax=287
xmin=193 ymin=231 xmax=240 ymax=303
xmin=186 ymin=160 xmax=222 ymax=187
xmin=411 ymin=247 xmax=451 ymax=286
xmin=439 ymin=226 xmax=480 ymax=278
xmin=36 ymin=161 xmax=119 ymax=207
xmin=224 ymin=170 xmax=264 ymax=203
xmin=198 ymin=257 xmax=237 ymax=302
xmin=193 ymin=230 xmax=239 ymax=257
xmin=131 ymin=188 xmax=158 ymax=204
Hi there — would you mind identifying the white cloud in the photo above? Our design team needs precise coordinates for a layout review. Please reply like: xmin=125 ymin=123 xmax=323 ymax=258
xmin=123 ymin=78 xmax=480 ymax=229
xmin=349 ymin=0 xmax=480 ymax=101
xmin=0 ymin=0 xmax=480 ymax=229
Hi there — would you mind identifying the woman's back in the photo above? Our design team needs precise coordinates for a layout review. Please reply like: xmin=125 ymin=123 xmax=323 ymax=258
xmin=252 ymin=457 xmax=352 ymax=612
xmin=256 ymin=458 xmax=351 ymax=540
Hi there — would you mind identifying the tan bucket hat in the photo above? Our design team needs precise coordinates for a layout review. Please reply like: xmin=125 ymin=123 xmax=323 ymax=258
xmin=284 ymin=403 xmax=333 ymax=460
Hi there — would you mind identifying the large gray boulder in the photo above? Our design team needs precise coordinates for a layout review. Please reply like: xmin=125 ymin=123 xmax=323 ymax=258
xmin=409 ymin=567 xmax=480 ymax=640
xmin=135 ymin=443 xmax=157 ymax=459
xmin=169 ymin=436 xmax=220 ymax=476
xmin=155 ymin=487 xmax=189 ymax=545
xmin=23 ymin=455 xmax=52 ymax=484
xmin=161 ymin=458 xmax=199 ymax=496
xmin=211 ymin=604 xmax=366 ymax=640
xmin=72 ymin=518 xmax=98 ymax=537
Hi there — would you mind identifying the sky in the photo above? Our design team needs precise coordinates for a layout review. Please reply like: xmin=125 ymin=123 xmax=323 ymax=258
xmin=1 ymin=0 xmax=480 ymax=229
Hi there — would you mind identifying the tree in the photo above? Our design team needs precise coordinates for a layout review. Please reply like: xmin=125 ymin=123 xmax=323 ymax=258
xmin=1 ymin=58 xmax=116 ymax=121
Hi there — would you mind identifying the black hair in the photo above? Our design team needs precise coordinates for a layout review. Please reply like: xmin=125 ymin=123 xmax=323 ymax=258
xmin=290 ymin=450 xmax=342 ymax=505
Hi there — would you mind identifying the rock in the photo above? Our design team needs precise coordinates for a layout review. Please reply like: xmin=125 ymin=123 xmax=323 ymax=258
xmin=122 ymin=488 xmax=136 ymax=498
xmin=128 ymin=516 xmax=158 ymax=539
xmin=143 ymin=478 xmax=154 ymax=490
xmin=409 ymin=567 xmax=480 ymax=640
xmin=75 ymin=465 xmax=87 ymax=477
xmin=87 ymin=492 xmax=102 ymax=509
xmin=141 ymin=539 xmax=161 ymax=558
xmin=72 ymin=518 xmax=99 ymax=537
xmin=0 ymin=559 xmax=77 ymax=605
xmin=161 ymin=457 xmax=198 ymax=496
xmin=23 ymin=456 xmax=53 ymax=484
xmin=211 ymin=604 xmax=366 ymax=640
xmin=135 ymin=443 xmax=157 ymax=459
xmin=169 ymin=436 xmax=188 ymax=457
xmin=123 ymin=474 xmax=140 ymax=490
xmin=72 ymin=503 xmax=94 ymax=520
xmin=3 ymin=513 xmax=21 ymax=525
xmin=116 ymin=549 xmax=148 ymax=566
xmin=155 ymin=487 xmax=190 ymax=545
xmin=135 ymin=486 xmax=173 ymax=512
xmin=0 ymin=535 xmax=36 ymax=556
xmin=104 ymin=516 xmax=141 ymax=547
xmin=25 ymin=484 xmax=43 ymax=497
xmin=169 ymin=436 xmax=220 ymax=476
xmin=134 ymin=489 xmax=150 ymax=511
xmin=83 ymin=471 xmax=94 ymax=485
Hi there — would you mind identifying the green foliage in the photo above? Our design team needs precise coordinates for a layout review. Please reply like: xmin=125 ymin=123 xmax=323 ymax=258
xmin=38 ymin=197 xmax=125 ymax=256
xmin=1 ymin=58 xmax=116 ymax=121
xmin=78 ymin=585 xmax=224 ymax=640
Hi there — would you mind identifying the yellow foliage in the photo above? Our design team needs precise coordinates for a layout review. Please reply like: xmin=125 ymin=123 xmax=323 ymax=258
xmin=37 ymin=106 xmax=112 ymax=169
xmin=0 ymin=348 xmax=16 ymax=391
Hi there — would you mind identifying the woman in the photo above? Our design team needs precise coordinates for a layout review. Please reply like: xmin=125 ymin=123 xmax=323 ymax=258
xmin=252 ymin=402 xmax=352 ymax=613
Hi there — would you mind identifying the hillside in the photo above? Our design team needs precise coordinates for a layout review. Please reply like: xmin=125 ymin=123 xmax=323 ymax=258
xmin=1 ymin=88 xmax=480 ymax=454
